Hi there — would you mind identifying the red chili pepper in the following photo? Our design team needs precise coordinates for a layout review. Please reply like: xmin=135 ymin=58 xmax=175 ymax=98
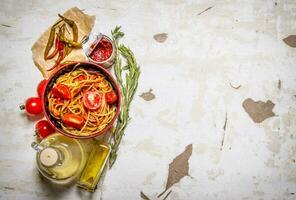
xmin=62 ymin=113 xmax=85 ymax=129
xmin=55 ymin=41 xmax=65 ymax=63
xmin=46 ymin=37 xmax=59 ymax=60
xmin=51 ymin=83 xmax=71 ymax=100
xmin=47 ymin=41 xmax=65 ymax=71
xmin=58 ymin=40 xmax=65 ymax=51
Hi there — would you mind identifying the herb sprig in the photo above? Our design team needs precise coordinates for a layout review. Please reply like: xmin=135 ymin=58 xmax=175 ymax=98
xmin=109 ymin=26 xmax=140 ymax=168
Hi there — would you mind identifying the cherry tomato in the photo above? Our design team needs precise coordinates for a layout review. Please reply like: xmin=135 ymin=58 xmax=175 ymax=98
xmin=62 ymin=113 xmax=85 ymax=129
xmin=105 ymin=91 xmax=118 ymax=104
xmin=20 ymin=97 xmax=43 ymax=115
xmin=51 ymin=83 xmax=71 ymax=100
xmin=83 ymin=91 xmax=102 ymax=111
xmin=35 ymin=120 xmax=55 ymax=138
xmin=37 ymin=79 xmax=47 ymax=97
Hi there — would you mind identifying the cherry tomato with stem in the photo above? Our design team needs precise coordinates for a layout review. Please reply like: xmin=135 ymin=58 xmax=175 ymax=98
xmin=35 ymin=120 xmax=55 ymax=138
xmin=20 ymin=97 xmax=43 ymax=116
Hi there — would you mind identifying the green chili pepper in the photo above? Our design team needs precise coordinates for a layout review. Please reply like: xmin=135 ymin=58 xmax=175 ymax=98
xmin=58 ymin=35 xmax=82 ymax=48
xmin=44 ymin=27 xmax=56 ymax=60
xmin=44 ymin=19 xmax=62 ymax=60
xmin=63 ymin=44 xmax=72 ymax=58
xmin=58 ymin=14 xmax=78 ymax=42
xmin=47 ymin=28 xmax=67 ymax=60
xmin=56 ymin=15 xmax=81 ymax=48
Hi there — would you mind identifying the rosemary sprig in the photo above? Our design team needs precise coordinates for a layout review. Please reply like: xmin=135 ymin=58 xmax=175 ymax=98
xmin=109 ymin=26 xmax=140 ymax=168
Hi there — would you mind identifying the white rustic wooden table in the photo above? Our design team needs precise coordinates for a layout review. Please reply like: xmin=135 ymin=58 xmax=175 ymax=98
xmin=0 ymin=1 xmax=296 ymax=199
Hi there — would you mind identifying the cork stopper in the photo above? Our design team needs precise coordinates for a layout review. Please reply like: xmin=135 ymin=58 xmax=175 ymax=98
xmin=40 ymin=147 xmax=59 ymax=167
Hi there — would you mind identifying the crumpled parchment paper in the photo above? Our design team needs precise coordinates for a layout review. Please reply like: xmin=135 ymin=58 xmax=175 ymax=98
xmin=31 ymin=7 xmax=95 ymax=78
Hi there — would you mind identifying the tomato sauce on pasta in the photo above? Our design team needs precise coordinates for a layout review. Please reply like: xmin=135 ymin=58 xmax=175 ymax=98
xmin=47 ymin=67 xmax=117 ymax=136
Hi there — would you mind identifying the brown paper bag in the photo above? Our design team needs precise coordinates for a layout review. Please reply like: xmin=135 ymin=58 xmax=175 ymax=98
xmin=31 ymin=7 xmax=95 ymax=78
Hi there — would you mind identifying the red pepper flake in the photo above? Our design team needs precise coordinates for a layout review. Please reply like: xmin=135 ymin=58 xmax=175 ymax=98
xmin=89 ymin=38 xmax=113 ymax=62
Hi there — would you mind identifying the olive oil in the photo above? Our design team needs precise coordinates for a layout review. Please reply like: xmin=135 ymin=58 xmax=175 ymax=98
xmin=33 ymin=133 xmax=87 ymax=184
xmin=77 ymin=140 xmax=110 ymax=192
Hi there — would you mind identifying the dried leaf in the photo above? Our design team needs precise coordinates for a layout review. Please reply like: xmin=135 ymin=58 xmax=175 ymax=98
xmin=159 ymin=144 xmax=192 ymax=196
xmin=153 ymin=33 xmax=168 ymax=43
xmin=242 ymin=98 xmax=275 ymax=123
xmin=283 ymin=35 xmax=296 ymax=47
xmin=140 ymin=191 xmax=151 ymax=200
xmin=140 ymin=89 xmax=155 ymax=101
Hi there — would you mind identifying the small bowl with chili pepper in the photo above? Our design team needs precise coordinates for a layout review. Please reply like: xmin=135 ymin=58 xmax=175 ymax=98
xmin=85 ymin=34 xmax=116 ymax=69
xmin=42 ymin=61 xmax=121 ymax=139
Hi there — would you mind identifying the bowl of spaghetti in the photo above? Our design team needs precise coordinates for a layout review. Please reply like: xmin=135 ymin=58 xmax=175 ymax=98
xmin=43 ymin=62 xmax=121 ymax=139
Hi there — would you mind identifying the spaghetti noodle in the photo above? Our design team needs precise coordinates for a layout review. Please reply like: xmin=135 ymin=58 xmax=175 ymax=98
xmin=48 ymin=67 xmax=117 ymax=136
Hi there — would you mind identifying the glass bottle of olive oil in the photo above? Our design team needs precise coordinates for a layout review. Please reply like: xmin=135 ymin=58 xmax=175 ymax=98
xmin=77 ymin=140 xmax=111 ymax=192
xmin=32 ymin=133 xmax=88 ymax=185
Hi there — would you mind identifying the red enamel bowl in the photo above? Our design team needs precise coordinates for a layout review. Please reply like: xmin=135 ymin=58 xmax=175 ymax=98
xmin=42 ymin=61 xmax=121 ymax=139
